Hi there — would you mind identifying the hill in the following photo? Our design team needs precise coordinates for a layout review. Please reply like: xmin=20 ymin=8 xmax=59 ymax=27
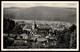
xmin=4 ymin=6 xmax=76 ymax=24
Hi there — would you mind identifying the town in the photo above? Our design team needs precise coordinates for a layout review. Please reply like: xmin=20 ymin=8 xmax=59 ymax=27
xmin=3 ymin=18 xmax=76 ymax=49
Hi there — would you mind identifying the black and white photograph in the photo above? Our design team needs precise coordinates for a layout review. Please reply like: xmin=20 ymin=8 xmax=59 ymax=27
xmin=1 ymin=1 xmax=79 ymax=51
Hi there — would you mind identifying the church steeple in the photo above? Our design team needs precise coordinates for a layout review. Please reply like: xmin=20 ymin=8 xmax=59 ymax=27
xmin=32 ymin=20 xmax=37 ymax=30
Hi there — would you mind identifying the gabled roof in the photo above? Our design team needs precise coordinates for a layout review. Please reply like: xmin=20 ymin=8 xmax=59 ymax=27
xmin=23 ymin=25 xmax=32 ymax=30
xmin=37 ymin=38 xmax=48 ymax=42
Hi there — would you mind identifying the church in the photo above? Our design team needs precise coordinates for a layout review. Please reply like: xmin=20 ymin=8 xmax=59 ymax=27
xmin=23 ymin=20 xmax=52 ymax=35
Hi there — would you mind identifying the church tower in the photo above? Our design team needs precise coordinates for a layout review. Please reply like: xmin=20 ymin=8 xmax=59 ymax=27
xmin=32 ymin=20 xmax=37 ymax=30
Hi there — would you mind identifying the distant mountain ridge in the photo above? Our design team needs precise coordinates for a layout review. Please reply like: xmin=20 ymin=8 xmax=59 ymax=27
xmin=4 ymin=6 xmax=76 ymax=24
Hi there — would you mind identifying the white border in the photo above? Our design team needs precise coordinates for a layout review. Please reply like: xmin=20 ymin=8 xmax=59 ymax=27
xmin=1 ymin=1 xmax=79 ymax=51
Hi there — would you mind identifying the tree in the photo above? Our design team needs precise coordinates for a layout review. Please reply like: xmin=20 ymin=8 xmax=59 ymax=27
xmin=3 ymin=18 xmax=15 ymax=33
xmin=11 ymin=22 xmax=23 ymax=34
xmin=3 ymin=36 xmax=14 ymax=48
xmin=69 ymin=24 xmax=76 ymax=48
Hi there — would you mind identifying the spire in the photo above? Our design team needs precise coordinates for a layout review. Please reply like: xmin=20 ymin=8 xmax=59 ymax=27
xmin=32 ymin=20 xmax=36 ymax=30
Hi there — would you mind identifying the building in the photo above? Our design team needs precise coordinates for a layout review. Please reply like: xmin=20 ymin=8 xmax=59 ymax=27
xmin=20 ymin=34 xmax=28 ymax=40
xmin=16 ymin=33 xmax=28 ymax=40
xmin=45 ymin=35 xmax=57 ymax=46
xmin=37 ymin=23 xmax=52 ymax=34
xmin=32 ymin=20 xmax=37 ymax=30
xmin=23 ymin=20 xmax=52 ymax=35
xmin=23 ymin=20 xmax=37 ymax=32
xmin=29 ymin=35 xmax=41 ymax=41
xmin=23 ymin=25 xmax=32 ymax=31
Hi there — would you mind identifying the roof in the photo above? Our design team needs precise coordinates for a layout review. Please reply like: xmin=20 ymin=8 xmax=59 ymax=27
xmin=16 ymin=36 xmax=21 ymax=39
xmin=37 ymin=23 xmax=51 ymax=29
xmin=8 ymin=38 xmax=14 ymax=40
xmin=30 ymin=36 xmax=39 ymax=40
xmin=49 ymin=36 xmax=55 ymax=39
xmin=3 ymin=34 xmax=8 ymax=37
xmin=45 ymin=36 xmax=56 ymax=39
xmin=37 ymin=38 xmax=48 ymax=42
xmin=9 ymin=34 xmax=16 ymax=37
xmin=20 ymin=34 xmax=28 ymax=39
xmin=23 ymin=25 xmax=32 ymax=30
xmin=45 ymin=36 xmax=49 ymax=38
xmin=20 ymin=34 xmax=28 ymax=36
xmin=33 ymin=35 xmax=41 ymax=37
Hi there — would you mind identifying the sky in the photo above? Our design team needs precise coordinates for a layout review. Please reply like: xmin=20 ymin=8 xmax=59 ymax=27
xmin=3 ymin=1 xmax=78 ymax=8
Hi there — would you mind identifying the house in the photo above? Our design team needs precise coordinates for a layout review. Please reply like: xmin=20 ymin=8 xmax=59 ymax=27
xmin=37 ymin=38 xmax=48 ymax=42
xmin=29 ymin=35 xmax=41 ymax=41
xmin=23 ymin=25 xmax=32 ymax=31
xmin=3 ymin=34 xmax=8 ymax=37
xmin=19 ymin=33 xmax=28 ymax=40
xmin=17 ymin=21 xmax=25 ymax=25
xmin=45 ymin=35 xmax=57 ymax=42
xmin=9 ymin=34 xmax=17 ymax=38
xmin=45 ymin=35 xmax=57 ymax=46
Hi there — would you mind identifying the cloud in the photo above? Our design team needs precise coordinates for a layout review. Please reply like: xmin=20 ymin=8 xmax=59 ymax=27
xmin=3 ymin=3 xmax=77 ymax=8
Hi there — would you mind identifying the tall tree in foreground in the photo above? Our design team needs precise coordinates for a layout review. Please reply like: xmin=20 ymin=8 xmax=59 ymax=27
xmin=3 ymin=18 xmax=15 ymax=33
